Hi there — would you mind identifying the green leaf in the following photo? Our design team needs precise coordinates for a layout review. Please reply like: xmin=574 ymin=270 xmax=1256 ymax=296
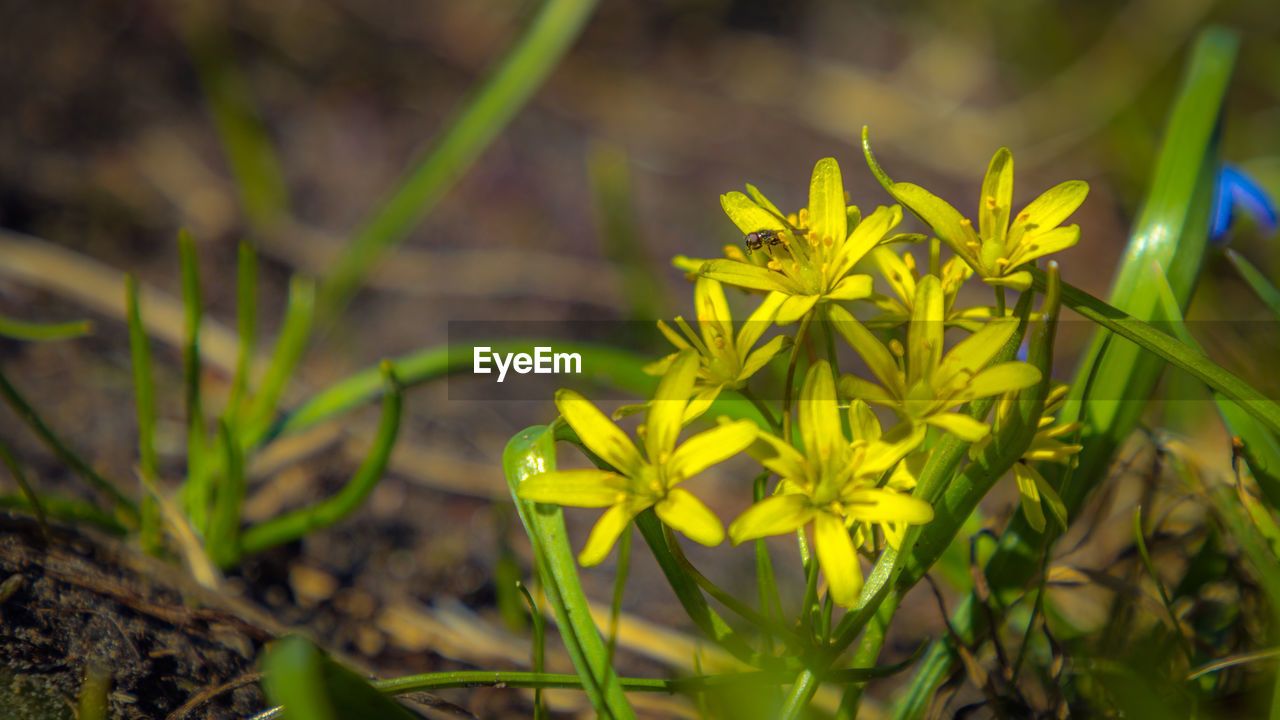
xmin=1226 ymin=248 xmax=1280 ymax=320
xmin=503 ymin=425 xmax=637 ymax=720
xmin=126 ymin=275 xmax=162 ymax=554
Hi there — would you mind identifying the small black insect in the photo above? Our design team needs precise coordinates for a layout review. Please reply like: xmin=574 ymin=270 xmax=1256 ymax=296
xmin=744 ymin=229 xmax=786 ymax=255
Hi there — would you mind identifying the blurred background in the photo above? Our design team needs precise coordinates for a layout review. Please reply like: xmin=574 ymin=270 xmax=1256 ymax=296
xmin=2 ymin=0 xmax=1280 ymax=716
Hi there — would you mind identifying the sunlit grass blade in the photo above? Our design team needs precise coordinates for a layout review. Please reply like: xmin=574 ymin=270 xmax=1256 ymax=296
xmin=0 ymin=315 xmax=91 ymax=341
xmin=263 ymin=341 xmax=657 ymax=443
xmin=0 ymin=369 xmax=137 ymax=525
xmin=179 ymin=231 xmax=211 ymax=534
xmin=239 ymin=362 xmax=401 ymax=556
xmin=227 ymin=242 xmax=258 ymax=427
xmin=179 ymin=10 xmax=290 ymax=231
xmin=1226 ymin=248 xmax=1280 ymax=319
xmin=126 ymin=275 xmax=162 ymax=554
xmin=1061 ymin=26 xmax=1237 ymax=502
xmin=319 ymin=0 xmax=601 ymax=316
xmin=503 ymin=424 xmax=637 ymax=720
xmin=589 ymin=142 xmax=666 ymax=320
xmin=0 ymin=437 xmax=48 ymax=538
xmin=242 ymin=275 xmax=316 ymax=448
xmin=76 ymin=662 xmax=110 ymax=720
xmin=261 ymin=635 xmax=420 ymax=720
xmin=207 ymin=420 xmax=246 ymax=569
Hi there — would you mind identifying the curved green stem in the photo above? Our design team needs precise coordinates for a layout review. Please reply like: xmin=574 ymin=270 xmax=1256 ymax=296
xmin=782 ymin=310 xmax=815 ymax=445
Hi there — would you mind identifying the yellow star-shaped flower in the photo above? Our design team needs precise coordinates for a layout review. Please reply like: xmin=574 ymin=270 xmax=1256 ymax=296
xmin=728 ymin=361 xmax=930 ymax=606
xmin=699 ymin=158 xmax=902 ymax=324
xmin=517 ymin=351 xmax=757 ymax=566
xmin=833 ymin=275 xmax=1042 ymax=441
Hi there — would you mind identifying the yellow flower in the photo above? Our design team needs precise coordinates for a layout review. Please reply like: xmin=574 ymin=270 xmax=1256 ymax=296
xmin=699 ymin=158 xmax=902 ymax=324
xmin=833 ymin=275 xmax=1042 ymax=441
xmin=517 ymin=351 xmax=757 ymax=566
xmin=727 ymin=361 xmax=930 ymax=606
xmin=874 ymin=146 xmax=1088 ymax=290
xmin=645 ymin=277 xmax=791 ymax=417
xmin=972 ymin=383 xmax=1081 ymax=531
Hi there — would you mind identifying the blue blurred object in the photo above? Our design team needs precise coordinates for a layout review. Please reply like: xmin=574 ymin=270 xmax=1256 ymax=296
xmin=1211 ymin=164 xmax=1278 ymax=243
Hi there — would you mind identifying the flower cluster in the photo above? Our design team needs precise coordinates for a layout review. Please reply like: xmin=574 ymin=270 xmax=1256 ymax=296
xmin=518 ymin=146 xmax=1085 ymax=607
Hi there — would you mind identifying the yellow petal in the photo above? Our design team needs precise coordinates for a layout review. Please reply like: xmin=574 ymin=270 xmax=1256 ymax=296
xmin=680 ymin=385 xmax=721 ymax=425
xmin=580 ymin=500 xmax=648 ymax=566
xmin=839 ymin=375 xmax=900 ymax=407
xmin=951 ymin=362 xmax=1042 ymax=404
xmin=556 ymin=389 xmax=643 ymax=474
xmin=695 ymin=277 xmax=734 ymax=352
xmin=908 ymin=276 xmax=945 ymax=386
xmin=646 ymin=350 xmax=700 ymax=460
xmin=843 ymin=488 xmax=934 ymax=524
xmin=1010 ymin=180 xmax=1088 ymax=241
xmin=979 ymin=148 xmax=1013 ymax=261
xmin=738 ymin=335 xmax=791 ymax=382
xmin=925 ymin=412 xmax=990 ymax=441
xmin=722 ymin=191 xmax=788 ymax=236
xmin=861 ymin=422 xmax=926 ymax=476
xmin=1006 ymin=225 xmax=1080 ymax=268
xmin=745 ymin=183 xmax=786 ymax=219
xmin=829 ymin=304 xmax=904 ymax=397
xmin=737 ymin=291 xmax=787 ymax=358
xmin=799 ymin=361 xmax=843 ymax=462
xmin=517 ymin=469 xmax=629 ymax=507
xmin=808 ymin=158 xmax=847 ymax=249
xmin=729 ymin=493 xmax=814 ymax=544
xmin=655 ymin=487 xmax=724 ymax=547
xmin=936 ymin=317 xmax=1020 ymax=384
xmin=667 ymin=419 xmax=757 ymax=482
xmin=701 ymin=259 xmax=795 ymax=294
xmin=886 ymin=181 xmax=981 ymax=267
xmin=847 ymin=399 xmax=881 ymax=444
xmin=776 ymin=294 xmax=821 ymax=325
xmin=742 ymin=427 xmax=810 ymax=481
xmin=814 ymin=512 xmax=862 ymax=607
xmin=833 ymin=204 xmax=902 ymax=281
xmin=825 ymin=274 xmax=873 ymax=301
xmin=869 ymin=246 xmax=916 ymax=305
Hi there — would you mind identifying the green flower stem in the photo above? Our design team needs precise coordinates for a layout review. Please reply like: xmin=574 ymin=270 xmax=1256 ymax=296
xmin=753 ymin=472 xmax=785 ymax=654
xmin=663 ymin=524 xmax=802 ymax=644
xmin=782 ymin=310 xmax=816 ymax=445
xmin=238 ymin=363 xmax=402 ymax=556
xmin=319 ymin=0 xmax=601 ymax=316
xmin=503 ymin=425 xmax=637 ymax=720
xmin=821 ymin=304 xmax=840 ymax=374
xmin=606 ymin=526 xmax=631 ymax=665
xmin=0 ymin=369 xmax=137 ymax=525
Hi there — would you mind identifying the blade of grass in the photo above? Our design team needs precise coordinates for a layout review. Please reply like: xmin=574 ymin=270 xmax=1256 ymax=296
xmin=1225 ymin=249 xmax=1280 ymax=319
xmin=0 ymin=315 xmax=91 ymax=341
xmin=227 ymin=242 xmax=258 ymax=427
xmin=0 ymin=437 xmax=48 ymax=538
xmin=208 ymin=420 xmax=247 ymax=569
xmin=0 ymin=493 xmax=126 ymax=535
xmin=178 ymin=231 xmax=211 ymax=534
xmin=319 ymin=0 xmax=601 ymax=316
xmin=241 ymin=275 xmax=316 ymax=448
xmin=126 ymin=275 xmax=163 ymax=554
xmin=588 ymin=142 xmax=666 ymax=321
xmin=178 ymin=6 xmax=290 ymax=231
xmin=516 ymin=581 xmax=549 ymax=720
xmin=0 ymin=369 xmax=137 ymax=525
xmin=239 ymin=362 xmax=401 ymax=556
xmin=503 ymin=424 xmax=637 ymax=720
